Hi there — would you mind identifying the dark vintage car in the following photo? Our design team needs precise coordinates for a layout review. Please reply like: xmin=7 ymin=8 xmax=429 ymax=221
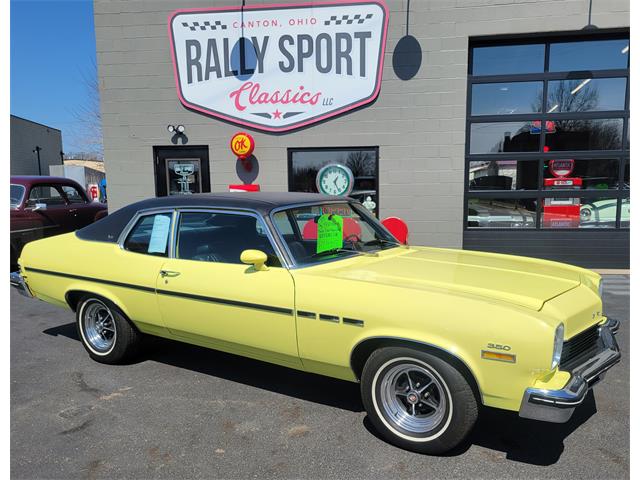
xmin=10 ymin=176 xmax=107 ymax=270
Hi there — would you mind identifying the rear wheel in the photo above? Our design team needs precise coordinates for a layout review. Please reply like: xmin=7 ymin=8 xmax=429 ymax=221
xmin=76 ymin=295 xmax=141 ymax=364
xmin=361 ymin=347 xmax=478 ymax=454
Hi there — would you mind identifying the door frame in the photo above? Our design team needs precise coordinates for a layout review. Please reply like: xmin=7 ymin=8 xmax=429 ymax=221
xmin=152 ymin=145 xmax=211 ymax=197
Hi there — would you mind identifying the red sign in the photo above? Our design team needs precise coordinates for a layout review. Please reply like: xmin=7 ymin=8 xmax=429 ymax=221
xmin=230 ymin=132 xmax=255 ymax=159
xmin=88 ymin=184 xmax=99 ymax=201
xmin=548 ymin=159 xmax=575 ymax=178
xmin=229 ymin=184 xmax=260 ymax=192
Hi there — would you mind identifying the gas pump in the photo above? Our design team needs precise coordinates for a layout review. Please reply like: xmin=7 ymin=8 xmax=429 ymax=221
xmin=543 ymin=159 xmax=582 ymax=228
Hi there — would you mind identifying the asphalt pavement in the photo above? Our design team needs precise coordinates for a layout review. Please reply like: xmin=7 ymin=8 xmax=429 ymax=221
xmin=10 ymin=275 xmax=629 ymax=479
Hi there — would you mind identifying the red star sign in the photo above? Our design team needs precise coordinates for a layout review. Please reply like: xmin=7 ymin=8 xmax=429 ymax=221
xmin=272 ymin=109 xmax=282 ymax=119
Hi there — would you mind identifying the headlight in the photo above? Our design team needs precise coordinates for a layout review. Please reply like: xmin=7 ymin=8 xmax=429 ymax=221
xmin=551 ymin=323 xmax=564 ymax=370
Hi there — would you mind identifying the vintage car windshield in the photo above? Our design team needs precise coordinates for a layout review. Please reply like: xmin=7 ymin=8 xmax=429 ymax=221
xmin=272 ymin=202 xmax=400 ymax=266
xmin=10 ymin=184 xmax=25 ymax=208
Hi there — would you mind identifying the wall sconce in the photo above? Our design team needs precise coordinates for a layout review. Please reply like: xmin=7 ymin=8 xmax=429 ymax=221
xmin=167 ymin=124 xmax=185 ymax=134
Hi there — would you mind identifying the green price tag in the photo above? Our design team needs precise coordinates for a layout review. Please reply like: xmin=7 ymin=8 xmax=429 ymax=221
xmin=316 ymin=214 xmax=343 ymax=253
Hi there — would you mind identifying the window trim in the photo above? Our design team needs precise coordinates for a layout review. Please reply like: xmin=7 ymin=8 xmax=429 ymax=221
xmin=118 ymin=208 xmax=177 ymax=257
xmin=464 ymin=29 xmax=630 ymax=232
xmin=287 ymin=146 xmax=381 ymax=217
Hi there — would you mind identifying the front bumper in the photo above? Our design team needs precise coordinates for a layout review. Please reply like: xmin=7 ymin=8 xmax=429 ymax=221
xmin=519 ymin=318 xmax=621 ymax=423
xmin=10 ymin=271 xmax=34 ymax=298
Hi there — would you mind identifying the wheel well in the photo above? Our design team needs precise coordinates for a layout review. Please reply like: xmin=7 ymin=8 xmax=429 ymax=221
xmin=65 ymin=290 xmax=142 ymax=333
xmin=350 ymin=337 xmax=482 ymax=404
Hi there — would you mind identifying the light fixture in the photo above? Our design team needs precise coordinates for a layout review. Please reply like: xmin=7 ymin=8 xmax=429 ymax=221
xmin=622 ymin=45 xmax=629 ymax=54
xmin=167 ymin=125 xmax=175 ymax=133
xmin=176 ymin=125 xmax=185 ymax=133
xmin=571 ymin=78 xmax=592 ymax=95
xmin=548 ymin=104 xmax=559 ymax=113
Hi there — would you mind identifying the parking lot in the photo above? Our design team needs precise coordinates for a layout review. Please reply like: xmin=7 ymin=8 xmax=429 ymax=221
xmin=10 ymin=275 xmax=629 ymax=479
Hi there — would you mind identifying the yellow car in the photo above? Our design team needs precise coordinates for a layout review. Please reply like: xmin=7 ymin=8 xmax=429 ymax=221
xmin=11 ymin=192 xmax=621 ymax=454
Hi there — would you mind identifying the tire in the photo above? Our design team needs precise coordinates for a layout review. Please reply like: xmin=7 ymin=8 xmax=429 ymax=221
xmin=361 ymin=346 xmax=478 ymax=455
xmin=76 ymin=295 xmax=141 ymax=364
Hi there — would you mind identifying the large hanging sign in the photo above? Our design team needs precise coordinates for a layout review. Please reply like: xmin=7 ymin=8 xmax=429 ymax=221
xmin=168 ymin=1 xmax=388 ymax=133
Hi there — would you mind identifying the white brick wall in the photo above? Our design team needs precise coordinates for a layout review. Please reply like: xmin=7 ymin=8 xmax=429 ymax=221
xmin=94 ymin=0 xmax=629 ymax=248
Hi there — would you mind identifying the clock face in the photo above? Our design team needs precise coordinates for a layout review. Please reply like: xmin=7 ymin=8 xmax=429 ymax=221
xmin=316 ymin=164 xmax=354 ymax=196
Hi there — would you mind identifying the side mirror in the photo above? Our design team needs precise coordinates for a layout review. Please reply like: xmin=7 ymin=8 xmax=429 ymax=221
xmin=240 ymin=249 xmax=269 ymax=271
xmin=31 ymin=203 xmax=47 ymax=211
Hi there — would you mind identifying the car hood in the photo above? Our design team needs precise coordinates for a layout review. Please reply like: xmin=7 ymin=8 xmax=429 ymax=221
xmin=306 ymin=247 xmax=582 ymax=311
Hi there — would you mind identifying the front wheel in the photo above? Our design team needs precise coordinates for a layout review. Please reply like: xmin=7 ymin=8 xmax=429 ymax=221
xmin=76 ymin=295 xmax=141 ymax=364
xmin=361 ymin=347 xmax=478 ymax=454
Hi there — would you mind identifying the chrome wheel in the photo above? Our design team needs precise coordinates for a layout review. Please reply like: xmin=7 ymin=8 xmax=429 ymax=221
xmin=379 ymin=363 xmax=448 ymax=434
xmin=82 ymin=300 xmax=117 ymax=353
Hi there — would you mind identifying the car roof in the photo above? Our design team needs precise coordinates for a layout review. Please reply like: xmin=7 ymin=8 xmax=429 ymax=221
xmin=76 ymin=192 xmax=349 ymax=244
xmin=11 ymin=175 xmax=83 ymax=187
xmin=127 ymin=192 xmax=343 ymax=214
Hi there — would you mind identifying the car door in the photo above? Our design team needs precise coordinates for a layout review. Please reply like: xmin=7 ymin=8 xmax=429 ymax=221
xmin=20 ymin=184 xmax=71 ymax=239
xmin=59 ymin=184 xmax=98 ymax=229
xmin=155 ymin=209 xmax=300 ymax=369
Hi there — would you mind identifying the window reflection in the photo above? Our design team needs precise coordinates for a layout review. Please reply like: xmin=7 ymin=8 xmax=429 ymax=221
xmin=549 ymin=39 xmax=629 ymax=72
xmin=472 ymin=44 xmax=545 ymax=75
xmin=471 ymin=82 xmax=542 ymax=115
xmin=469 ymin=160 xmax=538 ymax=190
xmin=544 ymin=118 xmax=623 ymax=151
xmin=467 ymin=198 xmax=537 ymax=228
xmin=546 ymin=78 xmax=626 ymax=113
xmin=541 ymin=197 xmax=622 ymax=228
xmin=470 ymin=122 xmax=539 ymax=154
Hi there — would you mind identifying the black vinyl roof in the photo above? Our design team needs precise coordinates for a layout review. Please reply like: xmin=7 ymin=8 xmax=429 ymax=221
xmin=76 ymin=192 xmax=345 ymax=243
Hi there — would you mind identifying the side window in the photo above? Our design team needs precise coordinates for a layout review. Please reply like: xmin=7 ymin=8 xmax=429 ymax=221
xmin=61 ymin=185 xmax=87 ymax=204
xmin=123 ymin=213 xmax=173 ymax=256
xmin=26 ymin=185 xmax=66 ymax=207
xmin=176 ymin=212 xmax=281 ymax=266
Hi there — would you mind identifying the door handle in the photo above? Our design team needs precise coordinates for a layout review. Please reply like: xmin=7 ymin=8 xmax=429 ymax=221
xmin=160 ymin=270 xmax=181 ymax=278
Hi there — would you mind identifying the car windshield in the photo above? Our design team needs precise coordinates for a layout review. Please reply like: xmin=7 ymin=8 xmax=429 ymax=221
xmin=272 ymin=202 xmax=400 ymax=266
xmin=10 ymin=184 xmax=25 ymax=208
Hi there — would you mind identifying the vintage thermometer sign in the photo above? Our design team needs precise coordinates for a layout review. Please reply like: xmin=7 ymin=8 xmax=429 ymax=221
xmin=168 ymin=1 xmax=388 ymax=132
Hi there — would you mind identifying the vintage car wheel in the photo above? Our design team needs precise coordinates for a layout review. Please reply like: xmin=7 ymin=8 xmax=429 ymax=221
xmin=76 ymin=295 xmax=141 ymax=364
xmin=361 ymin=347 xmax=478 ymax=454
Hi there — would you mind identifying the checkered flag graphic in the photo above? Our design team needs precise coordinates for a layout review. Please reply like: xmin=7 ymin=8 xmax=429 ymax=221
xmin=182 ymin=20 xmax=227 ymax=31
xmin=324 ymin=13 xmax=373 ymax=26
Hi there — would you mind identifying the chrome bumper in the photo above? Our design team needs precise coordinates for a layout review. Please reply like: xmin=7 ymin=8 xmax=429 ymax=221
xmin=519 ymin=318 xmax=621 ymax=423
xmin=10 ymin=271 xmax=34 ymax=298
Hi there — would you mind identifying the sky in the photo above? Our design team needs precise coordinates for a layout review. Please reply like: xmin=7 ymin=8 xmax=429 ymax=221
xmin=10 ymin=0 xmax=97 ymax=153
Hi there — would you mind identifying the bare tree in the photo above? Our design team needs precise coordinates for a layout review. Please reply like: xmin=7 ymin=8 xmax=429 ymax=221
xmin=70 ymin=60 xmax=104 ymax=160
xmin=345 ymin=151 xmax=375 ymax=176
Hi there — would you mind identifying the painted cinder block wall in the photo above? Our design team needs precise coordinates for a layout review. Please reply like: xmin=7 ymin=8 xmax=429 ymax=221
xmin=94 ymin=0 xmax=630 ymax=248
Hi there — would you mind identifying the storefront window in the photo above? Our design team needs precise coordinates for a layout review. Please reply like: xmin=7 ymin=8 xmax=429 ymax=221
xmin=467 ymin=198 xmax=537 ymax=229
xmin=468 ymin=160 xmax=538 ymax=190
xmin=466 ymin=33 xmax=628 ymax=230
xmin=469 ymin=122 xmax=540 ymax=154
xmin=472 ymin=44 xmax=545 ymax=75
xmin=549 ymin=39 xmax=629 ymax=72
xmin=546 ymin=78 xmax=627 ymax=113
xmin=288 ymin=147 xmax=379 ymax=216
xmin=471 ymin=82 xmax=543 ymax=116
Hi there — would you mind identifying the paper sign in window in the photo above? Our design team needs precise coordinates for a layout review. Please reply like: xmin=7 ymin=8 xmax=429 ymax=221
xmin=148 ymin=215 xmax=171 ymax=254
xmin=316 ymin=214 xmax=343 ymax=254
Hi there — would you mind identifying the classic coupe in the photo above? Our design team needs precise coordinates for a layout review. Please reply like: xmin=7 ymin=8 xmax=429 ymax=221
xmin=11 ymin=176 xmax=107 ymax=271
xmin=11 ymin=192 xmax=620 ymax=454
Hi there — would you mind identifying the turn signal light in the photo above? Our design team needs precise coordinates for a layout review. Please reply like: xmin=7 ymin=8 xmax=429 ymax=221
xmin=481 ymin=350 xmax=516 ymax=363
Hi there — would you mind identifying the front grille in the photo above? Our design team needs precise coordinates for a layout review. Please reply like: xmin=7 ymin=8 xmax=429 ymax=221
xmin=559 ymin=324 xmax=602 ymax=371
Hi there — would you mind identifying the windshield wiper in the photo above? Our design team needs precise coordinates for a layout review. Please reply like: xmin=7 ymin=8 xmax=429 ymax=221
xmin=363 ymin=238 xmax=406 ymax=249
xmin=311 ymin=248 xmax=378 ymax=259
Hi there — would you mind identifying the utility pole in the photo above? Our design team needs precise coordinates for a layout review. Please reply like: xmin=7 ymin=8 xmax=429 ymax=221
xmin=33 ymin=146 xmax=43 ymax=176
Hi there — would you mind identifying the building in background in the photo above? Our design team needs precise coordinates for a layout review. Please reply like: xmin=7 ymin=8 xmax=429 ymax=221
xmin=10 ymin=115 xmax=63 ymax=176
xmin=94 ymin=0 xmax=629 ymax=268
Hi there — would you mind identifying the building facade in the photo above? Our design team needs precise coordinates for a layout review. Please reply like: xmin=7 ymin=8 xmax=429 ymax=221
xmin=94 ymin=0 xmax=630 ymax=268
xmin=10 ymin=115 xmax=63 ymax=176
